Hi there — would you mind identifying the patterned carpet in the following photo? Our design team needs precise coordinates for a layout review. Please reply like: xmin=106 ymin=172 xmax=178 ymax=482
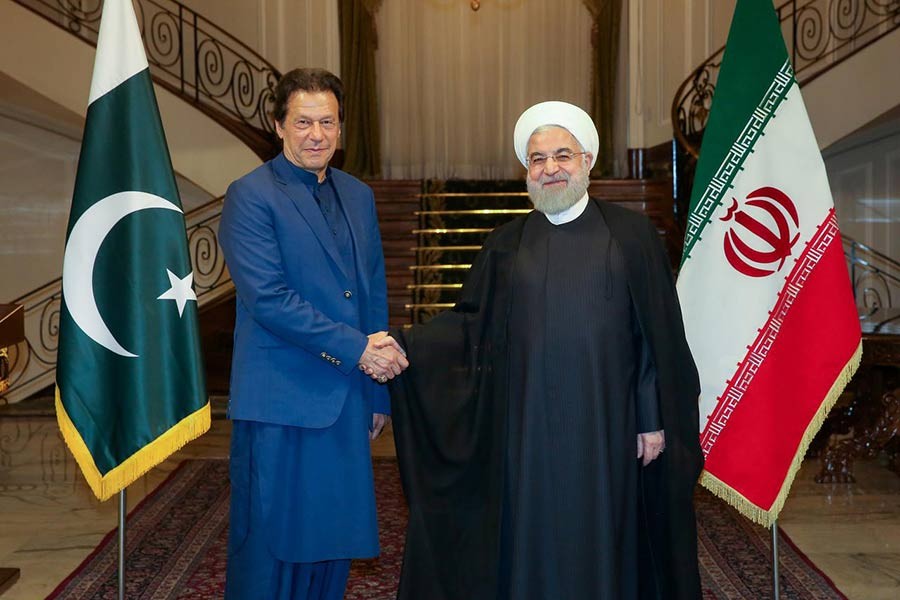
xmin=47 ymin=458 xmax=846 ymax=599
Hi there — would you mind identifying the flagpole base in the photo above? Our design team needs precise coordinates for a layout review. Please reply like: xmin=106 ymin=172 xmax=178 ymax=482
xmin=772 ymin=519 xmax=780 ymax=600
xmin=118 ymin=489 xmax=126 ymax=600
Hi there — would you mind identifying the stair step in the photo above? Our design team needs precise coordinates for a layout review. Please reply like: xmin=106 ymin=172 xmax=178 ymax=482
xmin=407 ymin=283 xmax=464 ymax=290
xmin=409 ymin=264 xmax=472 ymax=271
xmin=405 ymin=303 xmax=456 ymax=309
xmin=412 ymin=228 xmax=493 ymax=234
xmin=416 ymin=192 xmax=528 ymax=198
xmin=414 ymin=209 xmax=531 ymax=216
xmin=411 ymin=246 xmax=482 ymax=251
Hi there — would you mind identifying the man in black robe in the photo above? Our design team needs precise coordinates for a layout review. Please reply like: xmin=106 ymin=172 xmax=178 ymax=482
xmin=386 ymin=101 xmax=704 ymax=599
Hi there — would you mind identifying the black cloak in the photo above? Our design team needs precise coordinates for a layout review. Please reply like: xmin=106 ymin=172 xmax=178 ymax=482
xmin=389 ymin=199 xmax=704 ymax=600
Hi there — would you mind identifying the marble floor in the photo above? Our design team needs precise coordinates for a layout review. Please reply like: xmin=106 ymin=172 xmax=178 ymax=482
xmin=0 ymin=412 xmax=898 ymax=600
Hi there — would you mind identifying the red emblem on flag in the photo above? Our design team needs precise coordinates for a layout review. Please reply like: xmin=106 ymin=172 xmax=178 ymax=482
xmin=720 ymin=186 xmax=800 ymax=278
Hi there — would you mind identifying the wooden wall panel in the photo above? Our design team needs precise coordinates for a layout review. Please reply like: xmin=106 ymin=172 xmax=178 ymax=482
xmin=369 ymin=180 xmax=422 ymax=328
xmin=588 ymin=179 xmax=681 ymax=264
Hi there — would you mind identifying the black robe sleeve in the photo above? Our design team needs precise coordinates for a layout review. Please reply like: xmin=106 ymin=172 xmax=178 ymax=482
xmin=635 ymin=325 xmax=662 ymax=434
xmin=389 ymin=226 xmax=519 ymax=600
xmin=601 ymin=203 xmax=704 ymax=600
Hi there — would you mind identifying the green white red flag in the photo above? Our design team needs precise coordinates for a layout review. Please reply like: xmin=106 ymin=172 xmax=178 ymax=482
xmin=676 ymin=0 xmax=861 ymax=526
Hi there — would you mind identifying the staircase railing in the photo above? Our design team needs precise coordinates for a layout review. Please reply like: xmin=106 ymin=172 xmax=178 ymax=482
xmin=844 ymin=234 xmax=900 ymax=311
xmin=1 ymin=0 xmax=290 ymax=403
xmin=14 ymin=0 xmax=282 ymax=160
xmin=671 ymin=0 xmax=900 ymax=221
xmin=1 ymin=197 xmax=233 ymax=404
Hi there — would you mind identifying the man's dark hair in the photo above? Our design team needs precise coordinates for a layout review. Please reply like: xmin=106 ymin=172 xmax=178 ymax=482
xmin=272 ymin=68 xmax=344 ymax=124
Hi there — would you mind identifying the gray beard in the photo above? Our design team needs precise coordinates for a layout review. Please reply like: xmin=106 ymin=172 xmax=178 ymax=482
xmin=526 ymin=167 xmax=590 ymax=216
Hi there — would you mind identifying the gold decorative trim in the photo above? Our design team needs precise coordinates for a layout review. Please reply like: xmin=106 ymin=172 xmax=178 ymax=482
xmin=56 ymin=388 xmax=210 ymax=501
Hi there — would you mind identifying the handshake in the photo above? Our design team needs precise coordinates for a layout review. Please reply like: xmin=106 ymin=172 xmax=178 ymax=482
xmin=358 ymin=332 xmax=409 ymax=384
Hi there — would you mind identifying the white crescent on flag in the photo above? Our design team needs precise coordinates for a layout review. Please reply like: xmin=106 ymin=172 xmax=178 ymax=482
xmin=62 ymin=191 xmax=182 ymax=357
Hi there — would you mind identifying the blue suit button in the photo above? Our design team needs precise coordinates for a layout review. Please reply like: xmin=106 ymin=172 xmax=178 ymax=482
xmin=344 ymin=290 xmax=352 ymax=299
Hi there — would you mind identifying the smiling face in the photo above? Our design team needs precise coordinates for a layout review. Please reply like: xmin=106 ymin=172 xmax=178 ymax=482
xmin=275 ymin=89 xmax=341 ymax=181
xmin=525 ymin=126 xmax=592 ymax=215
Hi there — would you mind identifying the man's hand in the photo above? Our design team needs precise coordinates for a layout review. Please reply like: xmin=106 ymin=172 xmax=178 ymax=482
xmin=370 ymin=332 xmax=407 ymax=356
xmin=358 ymin=332 xmax=408 ymax=383
xmin=371 ymin=413 xmax=391 ymax=440
xmin=637 ymin=430 xmax=665 ymax=467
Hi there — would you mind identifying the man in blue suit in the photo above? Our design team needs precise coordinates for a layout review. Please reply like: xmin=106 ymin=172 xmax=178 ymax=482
xmin=218 ymin=68 xmax=408 ymax=600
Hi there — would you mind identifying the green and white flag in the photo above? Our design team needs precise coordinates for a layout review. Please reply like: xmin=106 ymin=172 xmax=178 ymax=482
xmin=56 ymin=0 xmax=208 ymax=501
xmin=676 ymin=0 xmax=861 ymax=526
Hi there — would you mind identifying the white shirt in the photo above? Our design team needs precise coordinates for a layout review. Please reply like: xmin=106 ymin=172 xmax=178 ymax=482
xmin=544 ymin=192 xmax=589 ymax=226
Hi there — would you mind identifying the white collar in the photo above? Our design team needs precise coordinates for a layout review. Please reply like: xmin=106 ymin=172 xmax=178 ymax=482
xmin=543 ymin=193 xmax=589 ymax=225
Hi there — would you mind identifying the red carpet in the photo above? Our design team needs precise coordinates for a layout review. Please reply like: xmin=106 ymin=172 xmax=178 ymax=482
xmin=47 ymin=458 xmax=847 ymax=599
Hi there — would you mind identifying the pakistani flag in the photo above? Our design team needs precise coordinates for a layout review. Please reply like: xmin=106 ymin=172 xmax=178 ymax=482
xmin=56 ymin=0 xmax=208 ymax=501
xmin=677 ymin=0 xmax=861 ymax=526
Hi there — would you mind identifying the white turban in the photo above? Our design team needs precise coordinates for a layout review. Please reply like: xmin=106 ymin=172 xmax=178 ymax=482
xmin=513 ymin=101 xmax=599 ymax=169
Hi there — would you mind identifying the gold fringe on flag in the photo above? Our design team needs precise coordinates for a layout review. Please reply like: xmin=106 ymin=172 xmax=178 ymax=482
xmin=700 ymin=339 xmax=863 ymax=528
xmin=55 ymin=387 xmax=211 ymax=502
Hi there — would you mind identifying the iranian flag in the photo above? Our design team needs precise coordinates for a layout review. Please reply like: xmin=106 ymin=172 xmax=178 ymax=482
xmin=56 ymin=0 xmax=208 ymax=501
xmin=676 ymin=0 xmax=861 ymax=526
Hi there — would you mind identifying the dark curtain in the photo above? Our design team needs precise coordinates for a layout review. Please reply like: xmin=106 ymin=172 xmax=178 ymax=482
xmin=338 ymin=0 xmax=382 ymax=178
xmin=582 ymin=0 xmax=622 ymax=177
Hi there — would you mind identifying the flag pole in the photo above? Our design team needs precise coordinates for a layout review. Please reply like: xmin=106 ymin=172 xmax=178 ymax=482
xmin=118 ymin=489 xmax=126 ymax=600
xmin=772 ymin=519 xmax=780 ymax=600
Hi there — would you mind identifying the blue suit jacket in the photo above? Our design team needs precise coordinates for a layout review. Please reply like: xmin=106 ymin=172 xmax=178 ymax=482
xmin=218 ymin=154 xmax=390 ymax=427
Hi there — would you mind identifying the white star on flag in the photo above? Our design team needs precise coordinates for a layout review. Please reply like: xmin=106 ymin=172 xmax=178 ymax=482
xmin=157 ymin=269 xmax=197 ymax=317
